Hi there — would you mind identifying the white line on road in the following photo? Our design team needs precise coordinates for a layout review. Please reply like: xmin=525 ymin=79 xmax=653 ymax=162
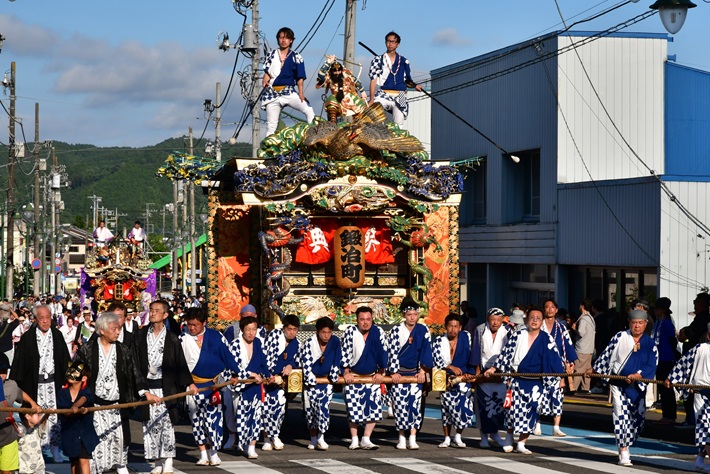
xmin=292 ymin=458 xmax=381 ymax=474
xmin=376 ymin=457 xmax=472 ymax=474
xmin=213 ymin=461 xmax=284 ymax=474
xmin=458 ymin=456 xmax=566 ymax=473
xmin=546 ymin=456 xmax=659 ymax=473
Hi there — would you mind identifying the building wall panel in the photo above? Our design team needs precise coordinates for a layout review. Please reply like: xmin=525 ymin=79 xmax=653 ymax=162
xmin=665 ymin=63 xmax=710 ymax=179
xmin=557 ymin=177 xmax=660 ymax=266
xmin=556 ymin=35 xmax=666 ymax=184
xmin=459 ymin=223 xmax=556 ymax=264
xmin=660 ymin=181 xmax=710 ymax=329
xmin=431 ymin=38 xmax=559 ymax=226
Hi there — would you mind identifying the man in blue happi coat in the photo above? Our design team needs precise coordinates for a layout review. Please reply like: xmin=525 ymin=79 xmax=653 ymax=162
xmin=298 ymin=316 xmax=342 ymax=450
xmin=484 ymin=306 xmax=565 ymax=455
xmin=387 ymin=298 xmax=433 ymax=450
xmin=342 ymin=306 xmax=388 ymax=450
xmin=261 ymin=314 xmax=300 ymax=451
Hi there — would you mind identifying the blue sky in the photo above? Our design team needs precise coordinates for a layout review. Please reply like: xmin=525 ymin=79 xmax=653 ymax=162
xmin=1 ymin=0 xmax=709 ymax=148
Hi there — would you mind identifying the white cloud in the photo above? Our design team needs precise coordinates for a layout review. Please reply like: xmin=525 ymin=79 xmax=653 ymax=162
xmin=432 ymin=28 xmax=472 ymax=47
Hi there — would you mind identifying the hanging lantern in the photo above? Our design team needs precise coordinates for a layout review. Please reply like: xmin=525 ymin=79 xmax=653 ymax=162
xmin=334 ymin=226 xmax=365 ymax=289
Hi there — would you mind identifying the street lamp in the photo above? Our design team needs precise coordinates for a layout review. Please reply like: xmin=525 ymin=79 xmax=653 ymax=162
xmin=649 ymin=0 xmax=697 ymax=34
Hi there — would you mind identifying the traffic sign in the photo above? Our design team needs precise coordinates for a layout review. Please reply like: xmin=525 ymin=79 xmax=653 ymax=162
xmin=31 ymin=258 xmax=41 ymax=269
xmin=55 ymin=265 xmax=61 ymax=273
xmin=54 ymin=258 xmax=62 ymax=265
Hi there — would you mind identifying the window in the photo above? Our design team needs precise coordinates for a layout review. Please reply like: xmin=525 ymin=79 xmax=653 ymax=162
xmin=523 ymin=151 xmax=540 ymax=219
xmin=504 ymin=149 xmax=540 ymax=223
xmin=460 ymin=159 xmax=486 ymax=225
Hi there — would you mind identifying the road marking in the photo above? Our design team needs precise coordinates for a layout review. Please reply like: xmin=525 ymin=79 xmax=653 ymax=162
xmin=546 ymin=456 xmax=660 ymax=473
xmin=292 ymin=458 xmax=380 ymax=474
xmin=642 ymin=455 xmax=697 ymax=472
xmin=546 ymin=434 xmax=696 ymax=456
xmin=214 ymin=461 xmax=284 ymax=474
xmin=458 ymin=456 xmax=564 ymax=473
xmin=376 ymin=457 xmax=470 ymax=474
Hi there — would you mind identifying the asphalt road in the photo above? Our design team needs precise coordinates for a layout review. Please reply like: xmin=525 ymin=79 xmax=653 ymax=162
xmin=45 ymin=392 xmax=701 ymax=474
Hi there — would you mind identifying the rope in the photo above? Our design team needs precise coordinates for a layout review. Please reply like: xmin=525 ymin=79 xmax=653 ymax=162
xmin=0 ymin=378 xmax=278 ymax=415
xmin=451 ymin=372 xmax=710 ymax=391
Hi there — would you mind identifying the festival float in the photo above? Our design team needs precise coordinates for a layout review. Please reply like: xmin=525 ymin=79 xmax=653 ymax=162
xmin=179 ymin=98 xmax=464 ymax=331
xmin=80 ymin=238 xmax=157 ymax=314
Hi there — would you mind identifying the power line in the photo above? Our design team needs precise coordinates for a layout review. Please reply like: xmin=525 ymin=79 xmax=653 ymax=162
xmin=296 ymin=0 xmax=337 ymax=54
xmin=552 ymin=0 xmax=710 ymax=238
xmin=410 ymin=10 xmax=656 ymax=104
xmin=548 ymin=0 xmax=706 ymax=291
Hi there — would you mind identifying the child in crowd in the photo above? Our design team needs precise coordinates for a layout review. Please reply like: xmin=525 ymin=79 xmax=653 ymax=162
xmin=56 ymin=362 xmax=99 ymax=474
xmin=18 ymin=403 xmax=49 ymax=474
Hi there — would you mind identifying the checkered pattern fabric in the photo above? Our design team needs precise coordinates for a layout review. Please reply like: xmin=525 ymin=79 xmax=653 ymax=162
xmin=236 ymin=391 xmax=263 ymax=452
xmin=368 ymin=55 xmax=385 ymax=81
xmin=611 ymin=385 xmax=645 ymax=448
xmin=695 ymin=393 xmax=710 ymax=448
xmin=593 ymin=331 xmax=623 ymax=374
xmin=387 ymin=324 xmax=403 ymax=374
xmin=538 ymin=380 xmax=564 ymax=416
xmin=442 ymin=385 xmax=474 ymax=430
xmin=373 ymin=92 xmax=409 ymax=119
xmin=262 ymin=388 xmax=287 ymax=438
xmin=298 ymin=336 xmax=341 ymax=386
xmin=505 ymin=379 xmax=543 ymax=434
xmin=264 ymin=329 xmax=283 ymax=372
xmin=186 ymin=389 xmax=223 ymax=447
xmin=668 ymin=345 xmax=699 ymax=401
xmin=340 ymin=325 xmax=356 ymax=368
xmin=260 ymin=49 xmax=302 ymax=108
xmin=344 ymin=383 xmax=382 ymax=424
xmin=304 ymin=385 xmax=334 ymax=433
xmin=391 ymin=382 xmax=423 ymax=431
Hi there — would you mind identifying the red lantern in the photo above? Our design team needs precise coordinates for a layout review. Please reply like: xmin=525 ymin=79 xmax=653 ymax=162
xmin=334 ymin=226 xmax=365 ymax=289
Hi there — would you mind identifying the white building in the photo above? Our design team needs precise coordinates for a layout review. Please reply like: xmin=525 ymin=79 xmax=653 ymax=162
xmin=431 ymin=31 xmax=710 ymax=327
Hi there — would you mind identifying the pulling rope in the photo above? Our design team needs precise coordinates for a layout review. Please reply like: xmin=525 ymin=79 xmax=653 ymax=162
xmin=0 ymin=377 xmax=281 ymax=415
xmin=449 ymin=372 xmax=708 ymax=391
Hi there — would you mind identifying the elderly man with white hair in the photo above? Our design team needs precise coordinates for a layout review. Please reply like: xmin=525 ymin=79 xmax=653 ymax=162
xmin=76 ymin=312 xmax=160 ymax=474
xmin=10 ymin=305 xmax=71 ymax=463
xmin=588 ymin=309 xmax=658 ymax=467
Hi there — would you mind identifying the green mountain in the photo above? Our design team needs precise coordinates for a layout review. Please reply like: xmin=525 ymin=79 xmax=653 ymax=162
xmin=0 ymin=137 xmax=252 ymax=235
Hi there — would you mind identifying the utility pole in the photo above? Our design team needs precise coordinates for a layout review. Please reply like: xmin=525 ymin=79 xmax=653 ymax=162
xmin=88 ymin=194 xmax=102 ymax=229
xmin=33 ymin=102 xmax=40 ymax=297
xmin=171 ymin=179 xmax=178 ymax=292
xmin=5 ymin=62 xmax=16 ymax=301
xmin=215 ymin=83 xmax=222 ymax=162
xmin=49 ymin=146 xmax=57 ymax=295
xmin=250 ymin=0 xmax=261 ymax=158
xmin=189 ymin=128 xmax=197 ymax=297
xmin=144 ymin=202 xmax=155 ymax=235
xmin=343 ymin=0 xmax=357 ymax=66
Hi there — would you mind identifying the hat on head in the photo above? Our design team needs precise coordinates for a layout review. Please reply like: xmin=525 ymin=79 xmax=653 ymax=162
xmin=509 ymin=309 xmax=525 ymax=326
xmin=629 ymin=309 xmax=648 ymax=321
xmin=696 ymin=293 xmax=710 ymax=304
xmin=486 ymin=307 xmax=505 ymax=318
xmin=636 ymin=299 xmax=650 ymax=310
xmin=655 ymin=297 xmax=672 ymax=313
xmin=82 ymin=308 xmax=91 ymax=314
xmin=126 ymin=308 xmax=134 ymax=314
xmin=400 ymin=297 xmax=419 ymax=313
xmin=240 ymin=304 xmax=257 ymax=315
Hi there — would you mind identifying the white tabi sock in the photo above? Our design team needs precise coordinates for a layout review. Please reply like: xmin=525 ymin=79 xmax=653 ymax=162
xmin=199 ymin=450 xmax=208 ymax=461
xmin=163 ymin=458 xmax=173 ymax=471
xmin=454 ymin=433 xmax=463 ymax=443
